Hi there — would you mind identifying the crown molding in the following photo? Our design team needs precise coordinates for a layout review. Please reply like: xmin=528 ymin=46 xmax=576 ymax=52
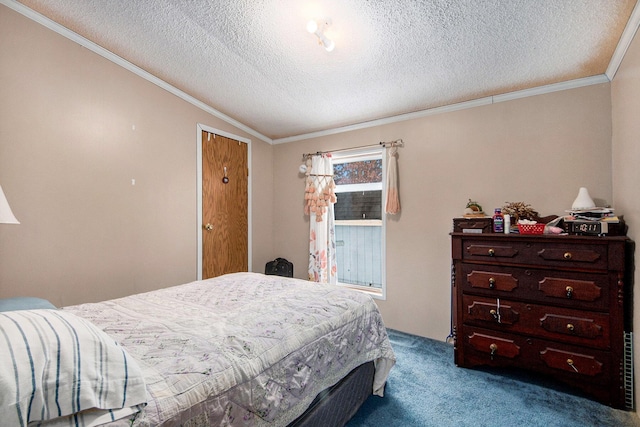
xmin=1 ymin=0 xmax=271 ymax=144
xmin=606 ymin=0 xmax=640 ymax=81
xmin=273 ymin=75 xmax=610 ymax=144
xmin=492 ymin=75 xmax=610 ymax=103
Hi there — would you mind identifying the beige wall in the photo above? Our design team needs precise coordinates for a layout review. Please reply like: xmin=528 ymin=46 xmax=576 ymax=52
xmin=273 ymin=84 xmax=614 ymax=341
xmin=611 ymin=24 xmax=640 ymax=416
xmin=0 ymin=6 xmax=274 ymax=306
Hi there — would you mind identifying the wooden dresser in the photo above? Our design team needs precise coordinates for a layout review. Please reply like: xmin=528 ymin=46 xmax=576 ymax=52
xmin=451 ymin=232 xmax=633 ymax=409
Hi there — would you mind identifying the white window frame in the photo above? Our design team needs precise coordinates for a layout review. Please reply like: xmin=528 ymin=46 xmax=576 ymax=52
xmin=332 ymin=148 xmax=386 ymax=300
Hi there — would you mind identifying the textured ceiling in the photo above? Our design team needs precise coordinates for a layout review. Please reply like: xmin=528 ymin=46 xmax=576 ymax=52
xmin=12 ymin=0 xmax=640 ymax=142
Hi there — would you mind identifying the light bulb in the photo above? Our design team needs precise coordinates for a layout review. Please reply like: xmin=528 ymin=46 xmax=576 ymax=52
xmin=306 ymin=20 xmax=318 ymax=34
xmin=323 ymin=38 xmax=335 ymax=52
xmin=317 ymin=32 xmax=335 ymax=52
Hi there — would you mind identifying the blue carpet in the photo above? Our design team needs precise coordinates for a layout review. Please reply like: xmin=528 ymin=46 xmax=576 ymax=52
xmin=347 ymin=329 xmax=639 ymax=427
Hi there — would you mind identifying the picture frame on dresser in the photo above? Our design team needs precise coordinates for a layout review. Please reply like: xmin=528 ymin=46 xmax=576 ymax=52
xmin=450 ymin=230 xmax=635 ymax=409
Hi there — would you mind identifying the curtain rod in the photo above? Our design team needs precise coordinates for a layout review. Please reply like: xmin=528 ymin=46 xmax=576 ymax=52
xmin=302 ymin=139 xmax=404 ymax=160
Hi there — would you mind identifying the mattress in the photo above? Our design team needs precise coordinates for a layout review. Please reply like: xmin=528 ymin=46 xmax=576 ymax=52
xmin=62 ymin=272 xmax=396 ymax=426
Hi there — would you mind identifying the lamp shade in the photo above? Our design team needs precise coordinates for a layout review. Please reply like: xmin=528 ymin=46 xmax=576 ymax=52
xmin=0 ymin=185 xmax=20 ymax=224
xmin=571 ymin=187 xmax=596 ymax=210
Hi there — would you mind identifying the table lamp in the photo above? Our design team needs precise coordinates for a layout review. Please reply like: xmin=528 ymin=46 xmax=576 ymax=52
xmin=0 ymin=185 xmax=20 ymax=224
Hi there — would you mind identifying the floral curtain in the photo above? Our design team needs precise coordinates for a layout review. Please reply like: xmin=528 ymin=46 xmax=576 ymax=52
xmin=385 ymin=145 xmax=401 ymax=214
xmin=303 ymin=154 xmax=337 ymax=284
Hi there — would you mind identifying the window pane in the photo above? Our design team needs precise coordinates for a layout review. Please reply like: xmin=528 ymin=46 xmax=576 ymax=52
xmin=333 ymin=159 xmax=382 ymax=185
xmin=335 ymin=190 xmax=382 ymax=220
xmin=336 ymin=224 xmax=382 ymax=288
xmin=333 ymin=152 xmax=383 ymax=291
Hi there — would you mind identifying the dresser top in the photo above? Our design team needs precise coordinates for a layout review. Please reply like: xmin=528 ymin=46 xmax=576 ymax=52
xmin=450 ymin=232 xmax=629 ymax=243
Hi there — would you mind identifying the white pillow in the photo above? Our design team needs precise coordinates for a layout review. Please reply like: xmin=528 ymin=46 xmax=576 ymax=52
xmin=0 ymin=309 xmax=147 ymax=427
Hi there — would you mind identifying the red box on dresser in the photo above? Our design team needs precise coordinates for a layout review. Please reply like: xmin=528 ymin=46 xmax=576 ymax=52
xmin=451 ymin=231 xmax=634 ymax=409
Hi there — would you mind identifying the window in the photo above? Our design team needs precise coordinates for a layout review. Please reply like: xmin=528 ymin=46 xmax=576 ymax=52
xmin=332 ymin=148 xmax=385 ymax=298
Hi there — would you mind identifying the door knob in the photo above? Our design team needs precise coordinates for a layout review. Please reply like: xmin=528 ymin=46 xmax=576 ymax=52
xmin=204 ymin=223 xmax=213 ymax=231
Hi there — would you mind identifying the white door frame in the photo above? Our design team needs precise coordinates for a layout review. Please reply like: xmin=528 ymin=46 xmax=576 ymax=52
xmin=196 ymin=123 xmax=252 ymax=280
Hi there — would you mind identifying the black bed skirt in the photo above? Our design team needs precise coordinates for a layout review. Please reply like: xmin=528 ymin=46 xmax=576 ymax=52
xmin=287 ymin=360 xmax=375 ymax=427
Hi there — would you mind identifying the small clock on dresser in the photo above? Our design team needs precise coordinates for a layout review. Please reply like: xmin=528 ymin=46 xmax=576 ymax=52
xmin=450 ymin=231 xmax=634 ymax=409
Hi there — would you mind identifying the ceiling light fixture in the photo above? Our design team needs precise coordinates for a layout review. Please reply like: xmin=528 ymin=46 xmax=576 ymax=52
xmin=307 ymin=19 xmax=335 ymax=52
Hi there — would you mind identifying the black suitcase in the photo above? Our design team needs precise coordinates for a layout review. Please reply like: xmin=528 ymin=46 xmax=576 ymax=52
xmin=265 ymin=258 xmax=293 ymax=277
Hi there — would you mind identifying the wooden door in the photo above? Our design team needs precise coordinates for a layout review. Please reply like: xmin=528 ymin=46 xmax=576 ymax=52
xmin=202 ymin=131 xmax=248 ymax=278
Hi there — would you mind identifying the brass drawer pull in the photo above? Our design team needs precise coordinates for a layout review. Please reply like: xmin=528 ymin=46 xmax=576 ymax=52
xmin=564 ymin=252 xmax=572 ymax=260
xmin=490 ymin=309 xmax=499 ymax=321
xmin=488 ymin=248 xmax=495 ymax=256
xmin=488 ymin=277 xmax=496 ymax=289
xmin=565 ymin=286 xmax=573 ymax=298
xmin=567 ymin=358 xmax=579 ymax=372
xmin=566 ymin=323 xmax=575 ymax=332
xmin=490 ymin=343 xmax=498 ymax=360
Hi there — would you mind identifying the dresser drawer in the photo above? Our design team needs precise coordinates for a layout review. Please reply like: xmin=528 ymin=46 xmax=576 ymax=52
xmin=461 ymin=295 xmax=610 ymax=349
xmin=459 ymin=264 xmax=609 ymax=310
xmin=461 ymin=326 xmax=612 ymax=384
xmin=461 ymin=238 xmax=608 ymax=270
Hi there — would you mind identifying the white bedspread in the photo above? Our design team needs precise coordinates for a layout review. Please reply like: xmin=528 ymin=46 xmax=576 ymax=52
xmin=63 ymin=272 xmax=396 ymax=426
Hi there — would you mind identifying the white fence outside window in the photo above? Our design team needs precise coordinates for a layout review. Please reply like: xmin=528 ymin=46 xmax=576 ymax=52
xmin=335 ymin=223 xmax=383 ymax=288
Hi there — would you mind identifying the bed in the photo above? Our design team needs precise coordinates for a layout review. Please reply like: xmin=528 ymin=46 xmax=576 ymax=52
xmin=0 ymin=272 xmax=396 ymax=426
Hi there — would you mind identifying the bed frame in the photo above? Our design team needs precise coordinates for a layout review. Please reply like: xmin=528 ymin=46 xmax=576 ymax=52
xmin=288 ymin=361 xmax=375 ymax=427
